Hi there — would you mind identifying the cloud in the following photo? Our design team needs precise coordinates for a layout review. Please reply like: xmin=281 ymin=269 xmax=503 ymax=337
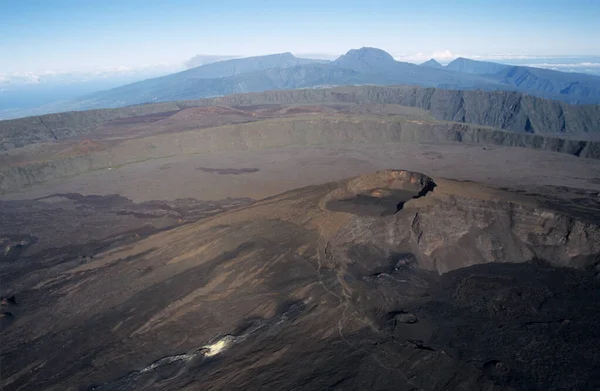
xmin=0 ymin=72 xmax=41 ymax=85
xmin=392 ymin=50 xmax=463 ymax=64
xmin=523 ymin=62 xmax=600 ymax=68
xmin=519 ymin=62 xmax=600 ymax=75
xmin=390 ymin=51 xmax=600 ymax=68
xmin=0 ymin=64 xmax=184 ymax=86
xmin=294 ymin=53 xmax=340 ymax=61
xmin=431 ymin=50 xmax=456 ymax=60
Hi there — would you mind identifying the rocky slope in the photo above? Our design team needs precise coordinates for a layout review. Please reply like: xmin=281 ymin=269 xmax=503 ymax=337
xmin=2 ymin=170 xmax=599 ymax=390
xmin=1 ymin=85 xmax=600 ymax=151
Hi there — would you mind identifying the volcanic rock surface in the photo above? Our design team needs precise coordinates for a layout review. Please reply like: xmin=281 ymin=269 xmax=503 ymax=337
xmin=2 ymin=170 xmax=600 ymax=391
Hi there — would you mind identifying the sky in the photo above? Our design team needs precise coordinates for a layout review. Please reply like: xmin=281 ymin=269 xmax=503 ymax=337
xmin=1 ymin=0 xmax=600 ymax=75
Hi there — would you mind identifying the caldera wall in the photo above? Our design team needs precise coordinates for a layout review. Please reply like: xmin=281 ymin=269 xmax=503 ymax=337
xmin=2 ymin=117 xmax=600 ymax=195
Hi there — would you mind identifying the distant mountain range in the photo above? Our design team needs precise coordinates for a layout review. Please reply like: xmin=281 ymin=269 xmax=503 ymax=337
xmin=5 ymin=48 xmax=600 ymax=119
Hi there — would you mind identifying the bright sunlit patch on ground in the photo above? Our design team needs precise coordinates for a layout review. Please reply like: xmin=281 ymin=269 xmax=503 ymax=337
xmin=202 ymin=336 xmax=234 ymax=357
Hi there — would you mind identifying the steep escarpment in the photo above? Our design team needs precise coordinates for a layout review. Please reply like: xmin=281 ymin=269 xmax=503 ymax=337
xmin=202 ymin=86 xmax=600 ymax=134
xmin=1 ymin=86 xmax=599 ymax=151
xmin=2 ymin=116 xmax=600 ymax=194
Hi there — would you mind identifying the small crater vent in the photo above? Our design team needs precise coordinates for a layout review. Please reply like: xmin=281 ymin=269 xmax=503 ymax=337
xmin=322 ymin=170 xmax=436 ymax=217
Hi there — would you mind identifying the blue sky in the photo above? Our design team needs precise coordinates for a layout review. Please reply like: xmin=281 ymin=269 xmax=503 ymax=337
xmin=1 ymin=0 xmax=600 ymax=73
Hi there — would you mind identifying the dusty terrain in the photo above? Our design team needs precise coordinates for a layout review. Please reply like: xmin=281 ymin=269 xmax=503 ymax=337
xmin=2 ymin=103 xmax=600 ymax=196
xmin=2 ymin=97 xmax=600 ymax=390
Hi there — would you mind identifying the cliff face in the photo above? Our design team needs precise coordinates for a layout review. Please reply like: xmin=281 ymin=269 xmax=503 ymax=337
xmin=1 ymin=86 xmax=599 ymax=151
xmin=204 ymin=86 xmax=600 ymax=134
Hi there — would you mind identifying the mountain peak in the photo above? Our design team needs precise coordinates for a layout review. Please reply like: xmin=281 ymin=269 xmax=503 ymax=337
xmin=420 ymin=58 xmax=443 ymax=68
xmin=338 ymin=47 xmax=395 ymax=62
xmin=334 ymin=47 xmax=397 ymax=72
xmin=446 ymin=57 xmax=480 ymax=67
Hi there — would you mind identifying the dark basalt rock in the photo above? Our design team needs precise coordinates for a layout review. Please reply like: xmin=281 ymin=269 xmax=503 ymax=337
xmin=2 ymin=170 xmax=600 ymax=390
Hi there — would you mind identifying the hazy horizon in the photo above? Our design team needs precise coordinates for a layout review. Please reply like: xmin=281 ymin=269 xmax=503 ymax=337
xmin=2 ymin=0 xmax=600 ymax=76
xmin=2 ymin=0 xmax=600 ymax=119
xmin=3 ymin=51 xmax=600 ymax=88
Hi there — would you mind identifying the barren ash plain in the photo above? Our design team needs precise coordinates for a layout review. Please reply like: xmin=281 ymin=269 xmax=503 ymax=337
xmin=2 ymin=85 xmax=600 ymax=391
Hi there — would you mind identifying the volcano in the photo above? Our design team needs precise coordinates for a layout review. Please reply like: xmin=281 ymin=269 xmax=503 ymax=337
xmin=2 ymin=170 xmax=600 ymax=390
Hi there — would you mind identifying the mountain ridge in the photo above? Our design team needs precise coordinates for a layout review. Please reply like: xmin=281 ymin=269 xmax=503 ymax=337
xmin=5 ymin=48 xmax=600 ymax=120
xmin=69 ymin=47 xmax=600 ymax=109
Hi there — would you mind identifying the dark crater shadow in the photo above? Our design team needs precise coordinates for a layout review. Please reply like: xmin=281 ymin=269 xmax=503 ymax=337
xmin=324 ymin=173 xmax=436 ymax=217
xmin=396 ymin=179 xmax=436 ymax=211
xmin=325 ymin=189 xmax=419 ymax=217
